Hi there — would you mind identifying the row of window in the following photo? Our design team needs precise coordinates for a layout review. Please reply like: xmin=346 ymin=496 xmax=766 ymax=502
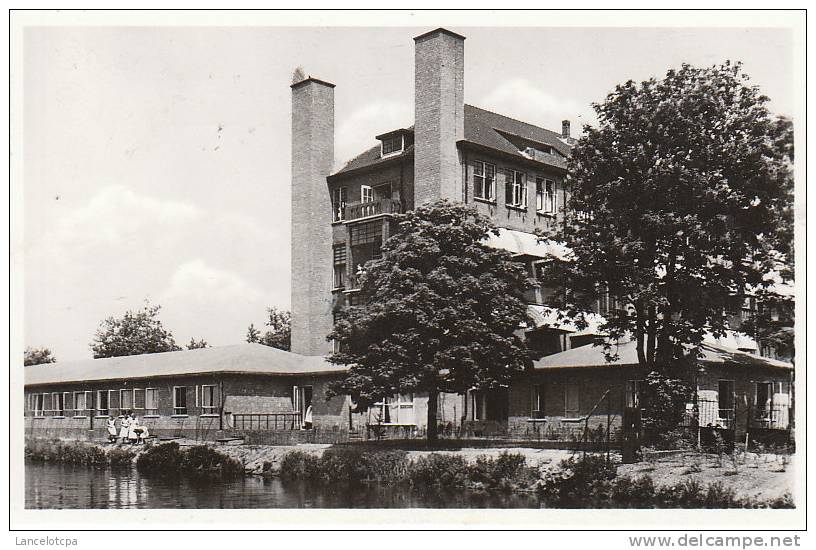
xmin=529 ymin=380 xmax=786 ymax=422
xmin=27 ymin=385 xmax=219 ymax=418
xmin=473 ymin=160 xmax=559 ymax=214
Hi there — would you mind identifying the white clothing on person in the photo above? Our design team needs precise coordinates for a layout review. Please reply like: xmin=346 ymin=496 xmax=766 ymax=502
xmin=118 ymin=417 xmax=130 ymax=439
xmin=106 ymin=418 xmax=117 ymax=437
xmin=127 ymin=417 xmax=139 ymax=441
xmin=304 ymin=405 xmax=313 ymax=425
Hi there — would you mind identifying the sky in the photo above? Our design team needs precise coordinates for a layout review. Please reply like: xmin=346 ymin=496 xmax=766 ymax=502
xmin=22 ymin=25 xmax=794 ymax=361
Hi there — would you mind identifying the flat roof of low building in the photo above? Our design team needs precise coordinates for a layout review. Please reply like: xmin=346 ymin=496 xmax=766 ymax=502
xmin=24 ymin=343 xmax=346 ymax=387
xmin=533 ymin=339 xmax=792 ymax=370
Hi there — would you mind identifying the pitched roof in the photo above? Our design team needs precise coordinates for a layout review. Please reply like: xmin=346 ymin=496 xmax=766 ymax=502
xmin=331 ymin=104 xmax=570 ymax=177
xmin=462 ymin=104 xmax=571 ymax=167
xmin=24 ymin=344 xmax=346 ymax=386
xmin=533 ymin=339 xmax=793 ymax=370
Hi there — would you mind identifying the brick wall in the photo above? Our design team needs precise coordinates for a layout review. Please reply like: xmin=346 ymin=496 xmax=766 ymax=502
xmin=414 ymin=29 xmax=465 ymax=206
xmin=291 ymin=78 xmax=336 ymax=356
xmin=462 ymin=150 xmax=568 ymax=235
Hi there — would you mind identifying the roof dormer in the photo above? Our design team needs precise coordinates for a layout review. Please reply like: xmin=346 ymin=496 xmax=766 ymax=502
xmin=376 ymin=128 xmax=414 ymax=159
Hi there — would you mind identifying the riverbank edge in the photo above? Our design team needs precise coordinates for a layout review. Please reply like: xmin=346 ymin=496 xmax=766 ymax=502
xmin=24 ymin=437 xmax=795 ymax=508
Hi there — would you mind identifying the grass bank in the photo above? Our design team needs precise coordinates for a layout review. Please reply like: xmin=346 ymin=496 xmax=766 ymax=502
xmin=25 ymin=439 xmax=138 ymax=469
xmin=25 ymin=439 xmax=243 ymax=480
xmin=278 ymin=447 xmax=794 ymax=508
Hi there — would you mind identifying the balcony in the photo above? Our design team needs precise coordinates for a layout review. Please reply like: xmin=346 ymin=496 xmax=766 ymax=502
xmin=345 ymin=198 xmax=403 ymax=222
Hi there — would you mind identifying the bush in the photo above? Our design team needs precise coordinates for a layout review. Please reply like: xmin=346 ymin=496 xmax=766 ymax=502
xmin=279 ymin=451 xmax=322 ymax=481
xmin=181 ymin=445 xmax=244 ymax=479
xmin=538 ymin=454 xmax=617 ymax=507
xmin=610 ymin=475 xmax=656 ymax=508
xmin=357 ymin=450 xmax=409 ymax=482
xmin=108 ymin=447 xmax=137 ymax=469
xmin=406 ymin=454 xmax=470 ymax=488
xmin=136 ymin=442 xmax=184 ymax=477
xmin=469 ymin=452 xmax=538 ymax=491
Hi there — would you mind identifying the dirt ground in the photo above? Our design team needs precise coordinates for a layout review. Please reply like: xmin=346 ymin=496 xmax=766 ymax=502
xmin=617 ymin=451 xmax=795 ymax=501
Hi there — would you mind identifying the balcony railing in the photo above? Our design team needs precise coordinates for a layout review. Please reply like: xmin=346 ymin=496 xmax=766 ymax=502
xmin=345 ymin=198 xmax=402 ymax=222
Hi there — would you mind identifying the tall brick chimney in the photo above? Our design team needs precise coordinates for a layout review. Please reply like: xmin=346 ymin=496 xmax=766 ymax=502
xmin=413 ymin=28 xmax=465 ymax=205
xmin=290 ymin=77 xmax=335 ymax=356
xmin=561 ymin=119 xmax=571 ymax=139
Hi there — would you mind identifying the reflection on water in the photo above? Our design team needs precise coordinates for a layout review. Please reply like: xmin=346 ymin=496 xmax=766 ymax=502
xmin=25 ymin=461 xmax=542 ymax=509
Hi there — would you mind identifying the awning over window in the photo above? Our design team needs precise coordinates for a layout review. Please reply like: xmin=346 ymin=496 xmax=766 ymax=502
xmin=527 ymin=305 xmax=606 ymax=336
xmin=483 ymin=228 xmax=569 ymax=260
xmin=223 ymin=395 xmax=296 ymax=415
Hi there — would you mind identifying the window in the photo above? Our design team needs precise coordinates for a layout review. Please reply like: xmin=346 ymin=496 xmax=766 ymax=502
xmin=52 ymin=393 xmax=65 ymax=417
xmin=34 ymin=394 xmax=46 ymax=416
xmin=361 ymin=185 xmax=373 ymax=203
xmin=73 ymin=391 xmax=87 ymax=416
xmin=625 ymin=380 xmax=644 ymax=409
xmin=200 ymin=385 xmax=218 ymax=415
xmin=505 ymin=170 xmax=527 ymax=208
xmin=718 ymin=380 xmax=735 ymax=425
xmin=371 ymin=393 xmax=415 ymax=425
xmin=332 ymin=187 xmax=347 ymax=222
xmin=173 ymin=387 xmax=187 ymax=416
xmin=133 ymin=389 xmax=145 ymax=410
xmin=96 ymin=390 xmax=109 ymax=416
xmin=536 ymin=177 xmax=556 ymax=214
xmin=754 ymin=382 xmax=774 ymax=424
xmin=333 ymin=244 xmax=347 ymax=289
xmin=145 ymin=388 xmax=159 ymax=416
xmin=381 ymin=135 xmax=403 ymax=157
xmin=293 ymin=386 xmax=314 ymax=428
xmin=473 ymin=161 xmax=496 ymax=201
xmin=120 ymin=389 xmax=133 ymax=411
xmin=531 ymin=384 xmax=545 ymax=419
xmin=564 ymin=384 xmax=580 ymax=418
xmin=108 ymin=389 xmax=121 ymax=417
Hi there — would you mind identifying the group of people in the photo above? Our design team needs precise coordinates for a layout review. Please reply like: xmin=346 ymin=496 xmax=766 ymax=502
xmin=106 ymin=412 xmax=150 ymax=444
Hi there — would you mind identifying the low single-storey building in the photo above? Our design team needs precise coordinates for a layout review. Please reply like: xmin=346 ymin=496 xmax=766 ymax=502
xmin=23 ymin=343 xmax=460 ymax=443
xmin=494 ymin=339 xmax=793 ymax=444
xmin=24 ymin=340 xmax=793 ymax=446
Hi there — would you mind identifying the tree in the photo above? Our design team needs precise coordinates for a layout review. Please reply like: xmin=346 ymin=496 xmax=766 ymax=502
xmin=327 ymin=200 xmax=533 ymax=442
xmin=539 ymin=62 xmax=794 ymax=429
xmin=246 ymin=308 xmax=291 ymax=351
xmin=186 ymin=338 xmax=209 ymax=350
xmin=259 ymin=308 xmax=291 ymax=351
xmin=246 ymin=323 xmax=261 ymax=344
xmin=24 ymin=347 xmax=56 ymax=366
xmin=90 ymin=301 xmax=182 ymax=359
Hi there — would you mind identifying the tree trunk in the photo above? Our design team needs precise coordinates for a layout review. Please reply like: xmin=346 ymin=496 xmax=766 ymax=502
xmin=427 ymin=391 xmax=439 ymax=443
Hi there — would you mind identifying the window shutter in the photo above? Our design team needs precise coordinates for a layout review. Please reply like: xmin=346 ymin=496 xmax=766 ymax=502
xmin=195 ymin=385 xmax=200 ymax=407
xmin=293 ymin=385 xmax=300 ymax=413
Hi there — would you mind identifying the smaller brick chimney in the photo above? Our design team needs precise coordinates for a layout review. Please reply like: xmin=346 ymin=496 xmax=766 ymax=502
xmin=561 ymin=119 xmax=571 ymax=139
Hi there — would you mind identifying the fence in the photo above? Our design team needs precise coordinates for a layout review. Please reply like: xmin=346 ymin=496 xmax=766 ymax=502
xmin=230 ymin=413 xmax=302 ymax=431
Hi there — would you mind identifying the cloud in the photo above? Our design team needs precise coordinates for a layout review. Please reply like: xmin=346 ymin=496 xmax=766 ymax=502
xmin=24 ymin=185 xmax=289 ymax=360
xmin=480 ymin=78 xmax=596 ymax=134
xmin=161 ymin=259 xmax=264 ymax=304
xmin=335 ymin=100 xmax=412 ymax=167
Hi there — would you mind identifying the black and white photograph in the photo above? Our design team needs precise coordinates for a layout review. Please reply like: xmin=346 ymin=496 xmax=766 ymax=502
xmin=8 ymin=8 xmax=806 ymax=533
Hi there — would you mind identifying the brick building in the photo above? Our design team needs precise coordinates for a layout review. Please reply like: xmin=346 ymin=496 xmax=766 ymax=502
xmin=22 ymin=28 xmax=793 ymax=445
xmin=287 ymin=27 xmax=794 ymax=440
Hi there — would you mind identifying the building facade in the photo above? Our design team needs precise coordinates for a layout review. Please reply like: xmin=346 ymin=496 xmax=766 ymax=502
xmin=290 ymin=28 xmax=576 ymax=359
